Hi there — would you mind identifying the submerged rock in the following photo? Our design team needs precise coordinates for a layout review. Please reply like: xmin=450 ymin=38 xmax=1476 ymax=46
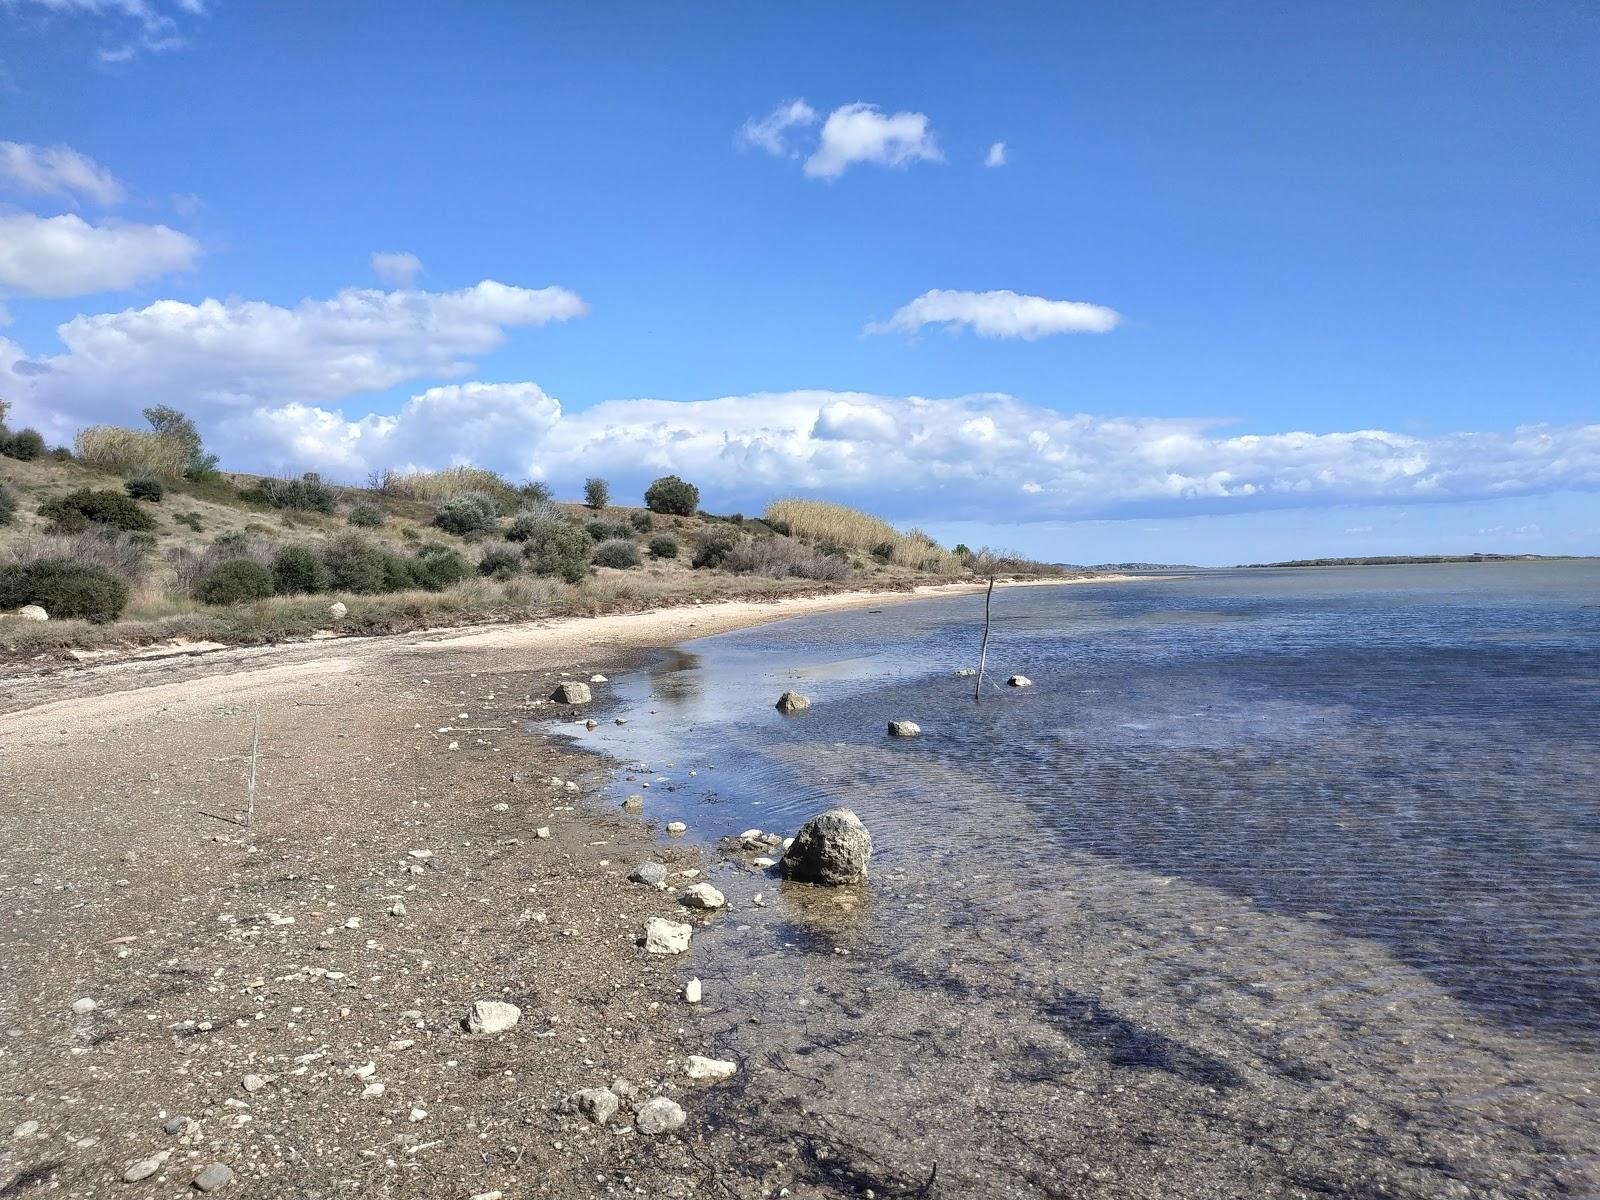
xmin=1007 ymin=675 xmax=1032 ymax=688
xmin=781 ymin=808 xmax=873 ymax=885
xmin=887 ymin=720 xmax=921 ymax=738
xmin=550 ymin=681 xmax=593 ymax=705
xmin=774 ymin=690 xmax=811 ymax=714
xmin=679 ymin=882 xmax=725 ymax=910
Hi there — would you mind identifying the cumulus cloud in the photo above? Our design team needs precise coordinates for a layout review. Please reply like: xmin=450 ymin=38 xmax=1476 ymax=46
xmin=867 ymin=288 xmax=1122 ymax=340
xmin=0 ymin=279 xmax=587 ymax=440
xmin=0 ymin=141 xmax=124 ymax=206
xmin=737 ymin=99 xmax=818 ymax=158
xmin=0 ymin=212 xmax=200 ymax=297
xmin=804 ymin=103 xmax=942 ymax=180
xmin=4 ymin=0 xmax=209 ymax=60
xmin=985 ymin=142 xmax=1007 ymax=168
xmin=371 ymin=250 xmax=423 ymax=287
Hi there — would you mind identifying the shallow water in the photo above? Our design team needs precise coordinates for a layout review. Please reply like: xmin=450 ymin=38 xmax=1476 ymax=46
xmin=557 ymin=562 xmax=1600 ymax=1198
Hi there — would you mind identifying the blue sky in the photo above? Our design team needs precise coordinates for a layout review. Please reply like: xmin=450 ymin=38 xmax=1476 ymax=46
xmin=1 ymin=0 xmax=1596 ymax=564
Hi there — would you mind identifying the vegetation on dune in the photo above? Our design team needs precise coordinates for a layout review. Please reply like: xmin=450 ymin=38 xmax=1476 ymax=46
xmin=0 ymin=484 xmax=14 ymax=527
xmin=591 ymin=537 xmax=642 ymax=569
xmin=40 ymin=489 xmax=160 ymax=534
xmin=432 ymin=490 xmax=501 ymax=536
xmin=124 ymin=476 xmax=164 ymax=502
xmin=584 ymin=477 xmax=610 ymax=510
xmin=0 ymin=558 xmax=129 ymax=623
xmin=241 ymin=473 xmax=339 ymax=513
xmin=73 ymin=426 xmax=190 ymax=478
xmin=648 ymin=534 xmax=678 ymax=559
xmin=346 ymin=501 xmax=385 ymax=527
xmin=763 ymin=498 xmax=963 ymax=575
xmin=644 ymin=474 xmax=699 ymax=516
xmin=195 ymin=558 xmax=276 ymax=606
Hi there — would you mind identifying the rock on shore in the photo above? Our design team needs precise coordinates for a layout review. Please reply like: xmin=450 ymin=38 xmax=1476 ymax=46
xmin=550 ymin=681 xmax=593 ymax=704
xmin=774 ymin=690 xmax=810 ymax=713
xmin=643 ymin=917 xmax=692 ymax=954
xmin=464 ymin=1000 xmax=521 ymax=1034
xmin=780 ymin=808 xmax=873 ymax=885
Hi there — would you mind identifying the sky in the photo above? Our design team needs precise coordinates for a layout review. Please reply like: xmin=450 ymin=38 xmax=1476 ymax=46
xmin=0 ymin=0 xmax=1595 ymax=566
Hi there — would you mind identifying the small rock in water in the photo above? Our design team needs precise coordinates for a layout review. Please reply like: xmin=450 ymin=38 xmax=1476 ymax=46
xmin=684 ymin=977 xmax=703 ymax=1004
xmin=666 ymin=820 xmax=686 ymax=835
xmin=1007 ymin=674 xmax=1032 ymax=688
xmin=634 ymin=1096 xmax=687 ymax=1135
xmin=193 ymin=1163 xmax=234 ymax=1192
xmin=550 ymin=681 xmax=592 ymax=704
xmin=955 ymin=667 xmax=977 ymax=677
xmin=623 ymin=795 xmax=644 ymax=812
xmin=585 ymin=719 xmax=598 ymax=730
xmin=643 ymin=917 xmax=692 ymax=954
xmin=752 ymin=856 xmax=776 ymax=868
xmin=887 ymin=719 xmax=921 ymax=738
xmin=684 ymin=1055 xmax=738 ymax=1082
xmin=629 ymin=862 xmax=669 ymax=888
xmin=464 ymin=999 xmax=521 ymax=1034
xmin=781 ymin=808 xmax=873 ymax=885
xmin=774 ymin=690 xmax=810 ymax=714
xmin=590 ymin=674 xmax=608 ymax=683
xmin=678 ymin=882 xmax=725 ymax=910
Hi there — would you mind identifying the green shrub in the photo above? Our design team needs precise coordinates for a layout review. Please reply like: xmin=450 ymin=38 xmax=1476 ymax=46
xmin=381 ymin=551 xmax=418 ymax=591
xmin=648 ymin=534 xmax=679 ymax=559
xmin=522 ymin=521 xmax=592 ymax=583
xmin=323 ymin=533 xmax=389 ymax=594
xmin=49 ymin=446 xmax=72 ymax=462
xmin=479 ymin=546 xmax=522 ymax=579
xmin=584 ymin=477 xmax=610 ymax=509
xmin=630 ymin=511 xmax=653 ymax=533
xmin=3 ymin=428 xmax=46 ymax=461
xmin=592 ymin=538 xmax=641 ymax=569
xmin=347 ymin=501 xmax=385 ymax=528
xmin=125 ymin=476 xmax=164 ymax=502
xmin=242 ymin=473 xmax=337 ymax=513
xmin=271 ymin=544 xmax=331 ymax=595
xmin=691 ymin=529 xmax=739 ymax=570
xmin=0 ymin=484 xmax=14 ymax=526
xmin=39 ymin=488 xmax=158 ymax=533
xmin=871 ymin=542 xmax=895 ymax=561
xmin=585 ymin=519 xmax=633 ymax=542
xmin=644 ymin=474 xmax=699 ymax=516
xmin=411 ymin=544 xmax=472 ymax=590
xmin=432 ymin=490 xmax=499 ymax=536
xmin=766 ymin=518 xmax=791 ymax=537
xmin=0 ymin=558 xmax=129 ymax=623
xmin=172 ymin=511 xmax=204 ymax=532
xmin=195 ymin=558 xmax=275 ymax=605
xmin=517 ymin=480 xmax=553 ymax=503
xmin=143 ymin=404 xmax=220 ymax=481
xmin=506 ymin=505 xmax=565 ymax=542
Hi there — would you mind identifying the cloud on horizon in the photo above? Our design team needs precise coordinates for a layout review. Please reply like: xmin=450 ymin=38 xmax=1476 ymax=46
xmin=0 ymin=212 xmax=201 ymax=297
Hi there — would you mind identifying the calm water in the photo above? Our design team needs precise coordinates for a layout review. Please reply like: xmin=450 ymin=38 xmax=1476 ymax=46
xmin=557 ymin=562 xmax=1600 ymax=1198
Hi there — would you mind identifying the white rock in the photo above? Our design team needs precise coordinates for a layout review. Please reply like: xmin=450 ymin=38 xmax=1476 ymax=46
xmin=491 ymin=802 xmax=509 ymax=812
xmin=12 ymin=1120 xmax=40 ymax=1138
xmin=328 ymin=601 xmax=347 ymax=618
xmin=589 ymin=674 xmax=608 ymax=683
xmin=634 ymin=1096 xmax=687 ymax=1135
xmin=535 ymin=826 xmax=550 ymax=839
xmin=70 ymin=997 xmax=96 ymax=1016
xmin=348 ymin=1061 xmax=377 ymax=1079
xmin=679 ymin=883 xmax=725 ymax=911
xmin=684 ymin=977 xmax=702 ymax=1004
xmin=408 ymin=1107 xmax=427 ymax=1122
xmin=752 ymin=856 xmax=776 ymax=869
xmin=465 ymin=1000 xmax=521 ymax=1034
xmin=469 ymin=1192 xmax=505 ymax=1200
xmin=887 ymin=719 xmax=922 ymax=738
xmin=685 ymin=1055 xmax=738 ymax=1082
xmin=122 ymin=1151 xmax=170 ymax=1182
xmin=16 ymin=605 xmax=48 ymax=622
xmin=361 ymin=1082 xmax=385 ymax=1098
xmin=241 ymin=1074 xmax=268 ymax=1093
xmin=643 ymin=917 xmax=692 ymax=954
xmin=666 ymin=821 xmax=687 ymax=835
xmin=1007 ymin=674 xmax=1033 ymax=688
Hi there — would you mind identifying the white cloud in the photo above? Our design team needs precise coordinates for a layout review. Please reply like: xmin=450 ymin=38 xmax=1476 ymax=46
xmin=804 ymin=103 xmax=942 ymax=180
xmin=0 ymin=212 xmax=200 ymax=297
xmin=737 ymin=99 xmax=818 ymax=158
xmin=867 ymin=288 xmax=1122 ymax=340
xmin=0 ymin=141 xmax=124 ymax=205
xmin=0 ymin=279 xmax=587 ymax=439
xmin=4 ymin=0 xmax=206 ymax=59
xmin=985 ymin=142 xmax=1007 ymax=168
xmin=371 ymin=251 xmax=423 ymax=287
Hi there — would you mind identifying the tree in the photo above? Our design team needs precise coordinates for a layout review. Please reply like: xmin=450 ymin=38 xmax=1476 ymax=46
xmin=143 ymin=405 xmax=220 ymax=480
xmin=644 ymin=474 xmax=699 ymax=516
xmin=583 ymin=477 xmax=610 ymax=509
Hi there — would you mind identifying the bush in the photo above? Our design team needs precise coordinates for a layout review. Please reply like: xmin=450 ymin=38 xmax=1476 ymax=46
xmin=478 ymin=546 xmax=522 ymax=579
xmin=0 ymin=558 xmax=129 ymax=623
xmin=173 ymin=511 xmax=204 ymax=532
xmin=347 ymin=502 xmax=385 ymax=528
xmin=381 ymin=552 xmax=418 ymax=592
xmin=644 ymin=474 xmax=699 ymax=516
xmin=3 ymin=428 xmax=46 ymax=461
xmin=322 ymin=533 xmax=390 ymax=594
xmin=648 ymin=534 xmax=678 ymax=559
xmin=872 ymin=541 xmax=895 ymax=561
xmin=73 ymin=426 xmax=189 ymax=478
xmin=195 ymin=558 xmax=275 ymax=605
xmin=591 ymin=538 xmax=641 ymax=569
xmin=432 ymin=490 xmax=499 ymax=536
xmin=379 ymin=466 xmax=516 ymax=505
xmin=722 ymin=536 xmax=851 ymax=581
xmin=584 ymin=477 xmax=610 ymax=509
xmin=271 ymin=544 xmax=331 ymax=595
xmin=242 ymin=473 xmax=338 ymax=513
xmin=0 ymin=484 xmax=13 ymax=526
xmin=522 ymin=521 xmax=592 ymax=583
xmin=39 ymin=488 xmax=158 ymax=533
xmin=411 ymin=544 xmax=472 ymax=590
xmin=143 ymin=405 xmax=219 ymax=480
xmin=691 ymin=529 xmax=739 ymax=570
xmin=585 ymin=519 xmax=632 ymax=542
xmin=630 ymin=511 xmax=653 ymax=533
xmin=517 ymin=480 xmax=553 ymax=504
xmin=125 ymin=476 xmax=164 ymax=502
xmin=505 ymin=504 xmax=565 ymax=542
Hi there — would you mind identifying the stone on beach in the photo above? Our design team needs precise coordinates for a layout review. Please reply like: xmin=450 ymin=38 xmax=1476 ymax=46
xmin=775 ymin=690 xmax=810 ymax=714
xmin=644 ymin=917 xmax=693 ymax=954
xmin=679 ymin=882 xmax=725 ymax=910
xmin=666 ymin=820 xmax=687 ymax=835
xmin=635 ymin=1096 xmax=687 ymax=1135
xmin=1007 ymin=675 xmax=1032 ymax=688
xmin=629 ymin=862 xmax=669 ymax=887
xmin=464 ymin=999 xmax=521 ymax=1034
xmin=560 ymin=1087 xmax=620 ymax=1125
xmin=193 ymin=1163 xmax=234 ymax=1192
xmin=685 ymin=1054 xmax=738 ymax=1082
xmin=887 ymin=720 xmax=921 ymax=737
xmin=550 ymin=681 xmax=593 ymax=704
xmin=684 ymin=977 xmax=702 ymax=1003
xmin=781 ymin=807 xmax=873 ymax=885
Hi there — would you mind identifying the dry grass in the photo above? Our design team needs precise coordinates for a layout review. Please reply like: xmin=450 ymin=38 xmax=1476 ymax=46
xmin=74 ymin=427 xmax=188 ymax=478
xmin=377 ymin=466 xmax=515 ymax=503
xmin=764 ymin=499 xmax=963 ymax=575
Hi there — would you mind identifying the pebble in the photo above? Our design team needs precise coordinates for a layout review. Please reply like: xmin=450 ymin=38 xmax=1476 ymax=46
xmin=684 ymin=978 xmax=703 ymax=1004
xmin=643 ymin=917 xmax=692 ymax=955
xmin=679 ymin=882 xmax=726 ymax=910
xmin=666 ymin=821 xmax=687 ymax=835
xmin=241 ymin=1074 xmax=268 ymax=1093
xmin=623 ymin=795 xmax=644 ymax=812
xmin=12 ymin=1120 xmax=39 ymax=1138
xmin=752 ymin=856 xmax=776 ymax=868
xmin=70 ymin=997 xmax=97 ymax=1016
xmin=562 ymin=1087 xmax=620 ymax=1125
xmin=465 ymin=1000 xmax=521 ymax=1034
xmin=491 ymin=803 xmax=509 ymax=812
xmin=629 ymin=863 xmax=669 ymax=887
xmin=685 ymin=1055 xmax=738 ymax=1082
xmin=634 ymin=1096 xmax=687 ymax=1135
xmin=535 ymin=826 xmax=551 ymax=839
xmin=123 ymin=1153 xmax=168 ymax=1182
xmin=193 ymin=1162 xmax=234 ymax=1192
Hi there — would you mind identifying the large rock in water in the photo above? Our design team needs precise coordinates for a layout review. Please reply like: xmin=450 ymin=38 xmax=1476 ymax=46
xmin=775 ymin=690 xmax=810 ymax=714
xmin=551 ymin=681 xmax=592 ymax=704
xmin=887 ymin=720 xmax=921 ymax=738
xmin=781 ymin=807 xmax=873 ymax=885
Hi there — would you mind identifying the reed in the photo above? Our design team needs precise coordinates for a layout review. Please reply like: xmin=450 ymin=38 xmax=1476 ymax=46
xmin=74 ymin=426 xmax=188 ymax=478
xmin=763 ymin=499 xmax=963 ymax=575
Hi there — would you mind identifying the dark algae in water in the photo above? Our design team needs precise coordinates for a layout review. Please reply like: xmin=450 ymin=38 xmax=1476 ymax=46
xmin=559 ymin=562 xmax=1600 ymax=1198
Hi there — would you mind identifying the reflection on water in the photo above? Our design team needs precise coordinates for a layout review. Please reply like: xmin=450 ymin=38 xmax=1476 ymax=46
xmin=555 ymin=562 xmax=1600 ymax=1198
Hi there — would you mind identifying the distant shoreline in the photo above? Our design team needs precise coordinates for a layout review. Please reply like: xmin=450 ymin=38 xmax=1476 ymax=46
xmin=1239 ymin=554 xmax=1591 ymax=569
